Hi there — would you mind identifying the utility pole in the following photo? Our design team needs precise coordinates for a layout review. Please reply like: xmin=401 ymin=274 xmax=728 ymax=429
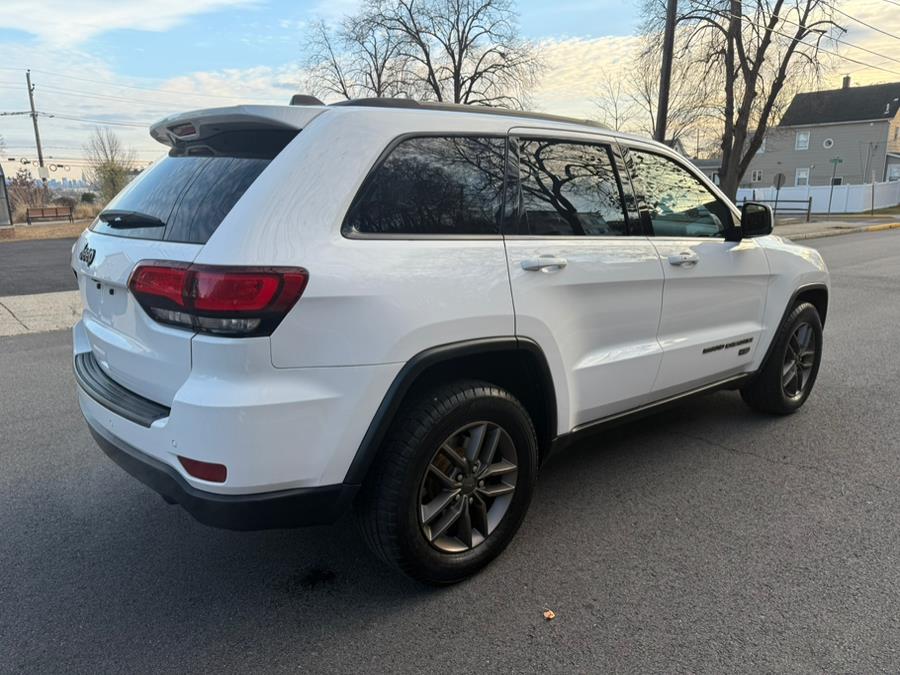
xmin=25 ymin=70 xmax=47 ymax=189
xmin=654 ymin=0 xmax=677 ymax=143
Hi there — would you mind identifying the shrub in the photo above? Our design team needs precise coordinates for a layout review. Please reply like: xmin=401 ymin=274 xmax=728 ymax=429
xmin=74 ymin=203 xmax=102 ymax=220
xmin=53 ymin=195 xmax=77 ymax=208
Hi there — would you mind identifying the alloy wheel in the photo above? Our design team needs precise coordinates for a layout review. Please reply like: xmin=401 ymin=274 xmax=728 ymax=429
xmin=417 ymin=421 xmax=519 ymax=553
xmin=782 ymin=322 xmax=817 ymax=399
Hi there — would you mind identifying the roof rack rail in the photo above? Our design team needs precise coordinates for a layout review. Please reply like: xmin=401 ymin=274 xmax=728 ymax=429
xmin=329 ymin=97 xmax=609 ymax=131
xmin=332 ymin=98 xmax=420 ymax=109
xmin=290 ymin=94 xmax=325 ymax=106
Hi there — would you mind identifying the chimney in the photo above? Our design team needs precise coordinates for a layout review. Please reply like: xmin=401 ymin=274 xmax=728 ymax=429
xmin=842 ymin=75 xmax=851 ymax=90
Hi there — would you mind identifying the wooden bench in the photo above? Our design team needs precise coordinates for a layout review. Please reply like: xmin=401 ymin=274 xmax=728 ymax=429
xmin=26 ymin=206 xmax=74 ymax=224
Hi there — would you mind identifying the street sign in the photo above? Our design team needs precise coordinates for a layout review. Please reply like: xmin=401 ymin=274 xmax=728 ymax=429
xmin=774 ymin=172 xmax=786 ymax=189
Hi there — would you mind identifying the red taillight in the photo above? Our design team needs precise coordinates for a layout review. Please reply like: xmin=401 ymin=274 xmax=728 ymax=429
xmin=128 ymin=262 xmax=308 ymax=337
xmin=130 ymin=263 xmax=189 ymax=306
xmin=178 ymin=456 xmax=227 ymax=483
xmin=192 ymin=271 xmax=282 ymax=312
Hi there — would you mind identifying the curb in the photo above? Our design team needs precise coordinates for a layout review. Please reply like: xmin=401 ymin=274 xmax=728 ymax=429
xmin=863 ymin=222 xmax=900 ymax=233
xmin=790 ymin=229 xmax=862 ymax=241
xmin=786 ymin=222 xmax=900 ymax=241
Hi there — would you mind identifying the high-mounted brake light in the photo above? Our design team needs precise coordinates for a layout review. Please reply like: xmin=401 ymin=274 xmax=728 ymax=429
xmin=128 ymin=262 xmax=308 ymax=337
xmin=169 ymin=122 xmax=197 ymax=138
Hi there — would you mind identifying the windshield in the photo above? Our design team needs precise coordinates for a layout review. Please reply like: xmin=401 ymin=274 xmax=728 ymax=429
xmin=90 ymin=128 xmax=298 ymax=244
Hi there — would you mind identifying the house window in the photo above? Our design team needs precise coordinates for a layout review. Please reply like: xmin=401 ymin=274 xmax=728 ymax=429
xmin=795 ymin=167 xmax=810 ymax=186
xmin=895 ymin=127 xmax=900 ymax=142
xmin=795 ymin=131 xmax=810 ymax=150
xmin=831 ymin=177 xmax=843 ymax=186
xmin=751 ymin=169 xmax=763 ymax=183
xmin=888 ymin=165 xmax=900 ymax=182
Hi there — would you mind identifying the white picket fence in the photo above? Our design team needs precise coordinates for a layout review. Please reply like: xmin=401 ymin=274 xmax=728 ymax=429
xmin=737 ymin=180 xmax=900 ymax=215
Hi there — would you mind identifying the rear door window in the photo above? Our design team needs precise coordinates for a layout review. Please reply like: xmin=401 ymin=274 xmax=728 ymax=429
xmin=343 ymin=136 xmax=507 ymax=236
xmin=510 ymin=139 xmax=628 ymax=236
xmin=91 ymin=129 xmax=297 ymax=244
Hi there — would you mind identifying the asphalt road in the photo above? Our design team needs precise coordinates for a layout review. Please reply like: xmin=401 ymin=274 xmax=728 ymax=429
xmin=0 ymin=238 xmax=78 ymax=296
xmin=2 ymin=231 xmax=899 ymax=673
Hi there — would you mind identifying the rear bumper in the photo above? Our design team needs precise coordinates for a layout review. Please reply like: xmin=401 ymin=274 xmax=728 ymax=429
xmin=72 ymin=318 xmax=401 ymax=493
xmin=86 ymin=418 xmax=358 ymax=530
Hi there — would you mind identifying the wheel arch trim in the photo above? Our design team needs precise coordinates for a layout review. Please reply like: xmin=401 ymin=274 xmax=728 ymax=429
xmin=758 ymin=282 xmax=828 ymax=372
xmin=342 ymin=337 xmax=557 ymax=485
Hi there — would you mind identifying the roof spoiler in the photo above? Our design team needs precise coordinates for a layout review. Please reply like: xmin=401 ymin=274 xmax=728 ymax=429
xmin=150 ymin=105 xmax=326 ymax=147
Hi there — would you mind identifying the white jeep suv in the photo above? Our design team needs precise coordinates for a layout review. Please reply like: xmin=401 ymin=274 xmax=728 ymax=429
xmin=72 ymin=99 xmax=829 ymax=583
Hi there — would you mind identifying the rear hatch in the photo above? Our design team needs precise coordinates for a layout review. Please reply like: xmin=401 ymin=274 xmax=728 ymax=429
xmin=73 ymin=106 xmax=322 ymax=406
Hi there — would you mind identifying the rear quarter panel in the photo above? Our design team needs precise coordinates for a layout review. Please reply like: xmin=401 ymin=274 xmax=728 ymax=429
xmin=196 ymin=108 xmax=516 ymax=368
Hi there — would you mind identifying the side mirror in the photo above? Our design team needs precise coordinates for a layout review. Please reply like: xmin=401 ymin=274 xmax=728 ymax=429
xmin=740 ymin=202 xmax=774 ymax=237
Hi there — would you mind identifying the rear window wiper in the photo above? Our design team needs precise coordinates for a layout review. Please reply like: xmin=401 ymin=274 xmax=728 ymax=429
xmin=99 ymin=210 xmax=166 ymax=229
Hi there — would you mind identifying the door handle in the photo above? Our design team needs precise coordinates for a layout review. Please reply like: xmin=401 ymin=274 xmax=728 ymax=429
xmin=667 ymin=251 xmax=699 ymax=267
xmin=521 ymin=256 xmax=568 ymax=272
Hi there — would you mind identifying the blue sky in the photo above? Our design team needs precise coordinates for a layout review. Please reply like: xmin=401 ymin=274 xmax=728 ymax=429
xmin=2 ymin=0 xmax=640 ymax=80
xmin=0 ymin=0 xmax=642 ymax=177
xmin=0 ymin=0 xmax=895 ymax=179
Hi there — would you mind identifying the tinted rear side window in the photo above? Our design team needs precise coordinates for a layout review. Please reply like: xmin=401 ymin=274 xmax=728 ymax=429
xmin=91 ymin=129 xmax=297 ymax=244
xmin=344 ymin=136 xmax=507 ymax=236
xmin=511 ymin=139 xmax=627 ymax=236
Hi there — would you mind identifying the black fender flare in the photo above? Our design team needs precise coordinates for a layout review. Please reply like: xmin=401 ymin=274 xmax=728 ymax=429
xmin=342 ymin=336 xmax=557 ymax=485
xmin=756 ymin=282 xmax=828 ymax=374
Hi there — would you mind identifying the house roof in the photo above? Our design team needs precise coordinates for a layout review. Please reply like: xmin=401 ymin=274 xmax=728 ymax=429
xmin=780 ymin=81 xmax=900 ymax=126
xmin=690 ymin=158 xmax=720 ymax=170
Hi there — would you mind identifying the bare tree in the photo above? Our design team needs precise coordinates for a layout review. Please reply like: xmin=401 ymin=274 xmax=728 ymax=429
xmin=303 ymin=0 xmax=541 ymax=108
xmin=593 ymin=39 xmax=718 ymax=146
xmin=652 ymin=0 xmax=840 ymax=198
xmin=302 ymin=17 xmax=412 ymax=100
xmin=7 ymin=167 xmax=45 ymax=219
xmin=627 ymin=37 xmax=719 ymax=143
xmin=593 ymin=69 xmax=637 ymax=132
xmin=372 ymin=0 xmax=541 ymax=107
xmin=83 ymin=127 xmax=136 ymax=204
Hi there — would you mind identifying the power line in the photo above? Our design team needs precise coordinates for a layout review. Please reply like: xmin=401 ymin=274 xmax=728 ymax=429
xmin=873 ymin=0 xmax=900 ymax=7
xmin=830 ymin=6 xmax=900 ymax=43
xmin=33 ymin=85 xmax=178 ymax=109
xmin=39 ymin=112 xmax=152 ymax=128
xmin=4 ymin=143 xmax=161 ymax=153
xmin=740 ymin=11 xmax=900 ymax=70
xmin=846 ymin=57 xmax=900 ymax=75
xmin=722 ymin=11 xmax=900 ymax=78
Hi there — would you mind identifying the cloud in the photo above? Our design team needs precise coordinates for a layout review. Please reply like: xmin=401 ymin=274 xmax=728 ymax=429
xmin=2 ymin=0 xmax=899 ymax=181
xmin=531 ymin=35 xmax=643 ymax=117
xmin=0 ymin=0 xmax=261 ymax=46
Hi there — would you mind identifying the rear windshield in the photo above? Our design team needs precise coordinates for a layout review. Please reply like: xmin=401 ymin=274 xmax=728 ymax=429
xmin=90 ymin=128 xmax=298 ymax=244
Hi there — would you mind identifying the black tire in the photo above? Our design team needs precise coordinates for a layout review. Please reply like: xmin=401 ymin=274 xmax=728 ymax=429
xmin=741 ymin=301 xmax=823 ymax=415
xmin=355 ymin=380 xmax=538 ymax=584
